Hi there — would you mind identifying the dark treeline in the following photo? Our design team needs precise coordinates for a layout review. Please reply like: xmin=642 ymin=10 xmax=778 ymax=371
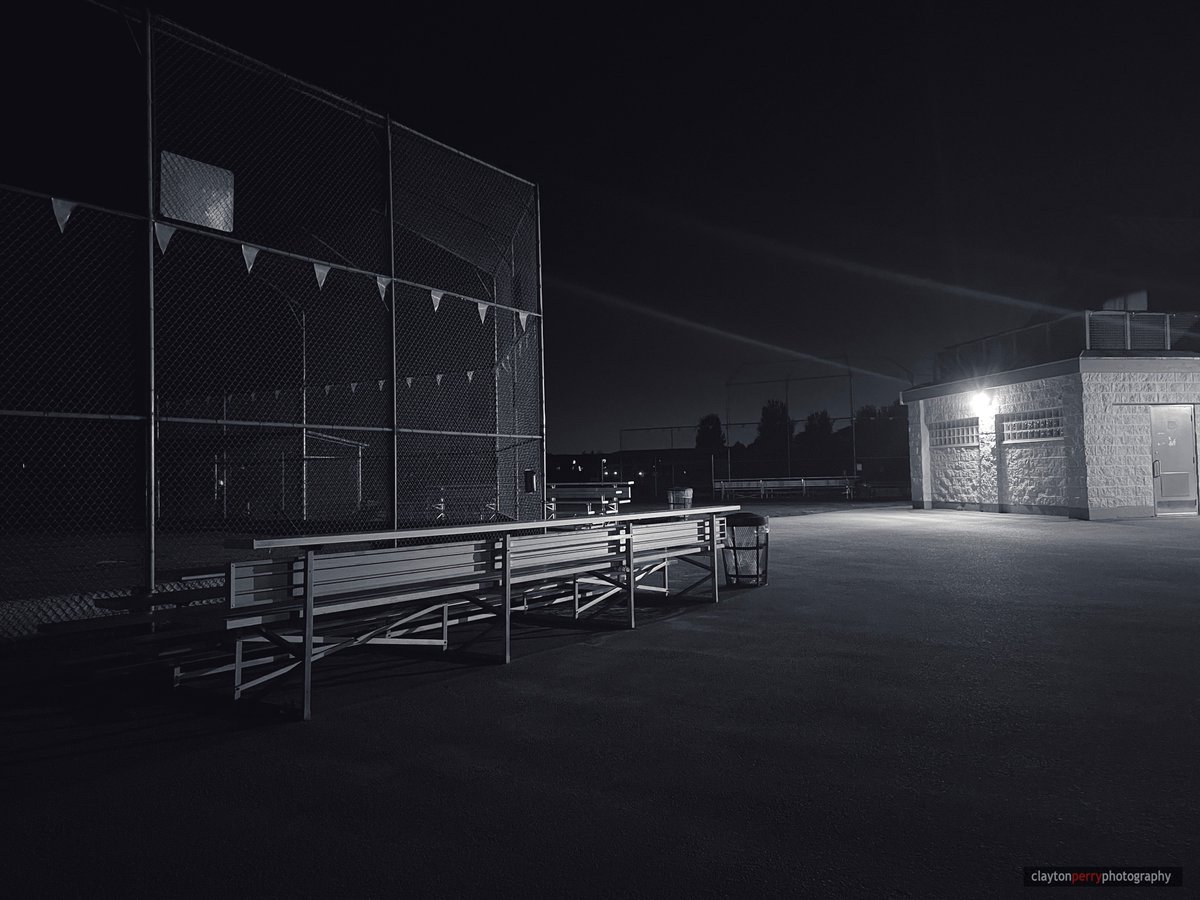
xmin=695 ymin=401 xmax=909 ymax=481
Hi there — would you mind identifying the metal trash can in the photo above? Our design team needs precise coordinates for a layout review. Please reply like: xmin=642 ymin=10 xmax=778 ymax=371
xmin=722 ymin=512 xmax=769 ymax=586
xmin=667 ymin=487 xmax=693 ymax=509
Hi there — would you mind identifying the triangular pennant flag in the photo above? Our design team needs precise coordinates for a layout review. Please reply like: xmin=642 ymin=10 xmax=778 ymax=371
xmin=154 ymin=222 xmax=175 ymax=254
xmin=242 ymin=244 xmax=259 ymax=272
xmin=51 ymin=198 xmax=76 ymax=233
xmin=405 ymin=377 xmax=413 ymax=389
xmin=377 ymin=275 xmax=390 ymax=300
xmin=314 ymin=263 xmax=331 ymax=289
xmin=431 ymin=290 xmax=442 ymax=312
xmin=518 ymin=311 xmax=529 ymax=331
xmin=435 ymin=374 xmax=443 ymax=386
xmin=477 ymin=301 xmax=488 ymax=323
xmin=377 ymin=380 xmax=384 ymax=391
xmin=467 ymin=371 xmax=474 ymax=383
xmin=324 ymin=385 xmax=331 ymax=396
xmin=501 ymin=358 xmax=510 ymax=373
xmin=350 ymin=382 xmax=358 ymax=393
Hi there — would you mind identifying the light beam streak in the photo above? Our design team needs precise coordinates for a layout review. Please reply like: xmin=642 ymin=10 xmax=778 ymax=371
xmin=547 ymin=276 xmax=910 ymax=384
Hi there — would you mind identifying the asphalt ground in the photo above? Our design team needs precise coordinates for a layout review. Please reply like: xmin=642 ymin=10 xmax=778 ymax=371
xmin=1 ymin=505 xmax=1196 ymax=897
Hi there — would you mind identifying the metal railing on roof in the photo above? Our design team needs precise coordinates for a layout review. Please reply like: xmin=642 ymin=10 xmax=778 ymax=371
xmin=1084 ymin=311 xmax=1200 ymax=351
xmin=934 ymin=311 xmax=1200 ymax=381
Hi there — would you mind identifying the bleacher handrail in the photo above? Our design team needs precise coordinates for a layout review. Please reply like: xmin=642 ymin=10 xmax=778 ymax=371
xmin=232 ymin=505 xmax=741 ymax=551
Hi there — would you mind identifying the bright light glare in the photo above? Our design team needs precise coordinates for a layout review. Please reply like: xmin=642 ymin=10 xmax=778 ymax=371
xmin=971 ymin=391 xmax=994 ymax=418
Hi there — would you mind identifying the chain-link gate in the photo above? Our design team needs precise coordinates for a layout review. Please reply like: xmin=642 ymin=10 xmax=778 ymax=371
xmin=0 ymin=9 xmax=544 ymax=627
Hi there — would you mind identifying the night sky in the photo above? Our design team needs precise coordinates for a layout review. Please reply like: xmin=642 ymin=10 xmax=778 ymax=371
xmin=13 ymin=1 xmax=1200 ymax=452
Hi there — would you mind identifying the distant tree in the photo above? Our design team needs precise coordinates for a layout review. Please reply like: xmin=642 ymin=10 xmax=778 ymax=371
xmin=755 ymin=399 xmax=793 ymax=449
xmin=795 ymin=409 xmax=838 ymax=469
xmin=854 ymin=404 xmax=881 ymax=424
xmin=804 ymin=409 xmax=833 ymax=438
xmin=695 ymin=413 xmax=726 ymax=451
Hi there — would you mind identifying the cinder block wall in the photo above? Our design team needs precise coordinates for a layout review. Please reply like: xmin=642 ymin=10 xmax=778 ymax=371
xmin=911 ymin=373 xmax=1079 ymax=515
xmin=1081 ymin=368 xmax=1200 ymax=518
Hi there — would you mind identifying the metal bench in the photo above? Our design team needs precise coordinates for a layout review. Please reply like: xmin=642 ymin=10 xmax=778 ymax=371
xmin=546 ymin=481 xmax=634 ymax=517
xmin=714 ymin=476 xmax=859 ymax=500
xmin=172 ymin=506 xmax=735 ymax=718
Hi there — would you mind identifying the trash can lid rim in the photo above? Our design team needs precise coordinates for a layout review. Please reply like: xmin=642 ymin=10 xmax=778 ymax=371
xmin=727 ymin=512 xmax=768 ymax=526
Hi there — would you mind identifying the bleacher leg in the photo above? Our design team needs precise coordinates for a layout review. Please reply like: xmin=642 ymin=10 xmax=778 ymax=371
xmin=303 ymin=550 xmax=314 ymax=721
xmin=710 ymin=513 xmax=720 ymax=604
xmin=502 ymin=533 xmax=512 ymax=663
xmin=625 ymin=523 xmax=636 ymax=629
xmin=233 ymin=638 xmax=244 ymax=699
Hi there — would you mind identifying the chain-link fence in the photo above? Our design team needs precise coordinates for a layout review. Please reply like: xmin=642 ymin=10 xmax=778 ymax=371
xmin=0 ymin=10 xmax=543 ymax=617
xmin=615 ymin=407 xmax=910 ymax=496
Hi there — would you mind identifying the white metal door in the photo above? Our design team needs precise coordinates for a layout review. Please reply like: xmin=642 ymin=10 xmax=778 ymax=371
xmin=1151 ymin=405 xmax=1197 ymax=516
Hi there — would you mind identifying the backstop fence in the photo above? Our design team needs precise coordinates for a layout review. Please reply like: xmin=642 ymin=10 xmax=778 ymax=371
xmin=0 ymin=11 xmax=544 ymax=610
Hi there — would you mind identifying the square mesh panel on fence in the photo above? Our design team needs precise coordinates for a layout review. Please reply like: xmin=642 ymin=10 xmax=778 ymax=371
xmin=396 ymin=433 xmax=501 ymax=526
xmin=1169 ymin=314 xmax=1200 ymax=352
xmin=1129 ymin=315 xmax=1168 ymax=350
xmin=1087 ymin=313 xmax=1128 ymax=350
xmin=0 ymin=189 xmax=148 ymax=603
xmin=152 ymin=21 xmax=390 ymax=273
xmin=391 ymin=123 xmax=537 ymax=305
xmin=1 ymin=9 xmax=543 ymax=625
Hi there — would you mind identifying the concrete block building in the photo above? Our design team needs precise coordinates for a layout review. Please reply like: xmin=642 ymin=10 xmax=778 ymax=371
xmin=901 ymin=310 xmax=1200 ymax=519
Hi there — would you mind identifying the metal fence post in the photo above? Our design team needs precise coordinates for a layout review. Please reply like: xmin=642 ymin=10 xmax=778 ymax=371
xmin=536 ymin=185 xmax=547 ymax=522
xmin=301 ymin=306 xmax=308 ymax=522
xmin=145 ymin=13 xmax=157 ymax=596
xmin=386 ymin=116 xmax=398 ymax=531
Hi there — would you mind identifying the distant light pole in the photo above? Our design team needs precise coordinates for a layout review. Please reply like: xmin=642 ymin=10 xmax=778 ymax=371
xmin=845 ymin=354 xmax=856 ymax=477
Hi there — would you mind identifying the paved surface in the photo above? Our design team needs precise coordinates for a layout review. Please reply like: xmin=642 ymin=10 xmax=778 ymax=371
xmin=2 ymin=507 xmax=1197 ymax=897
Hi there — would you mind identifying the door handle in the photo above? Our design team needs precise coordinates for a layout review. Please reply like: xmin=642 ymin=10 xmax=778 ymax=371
xmin=1153 ymin=459 xmax=1161 ymax=478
